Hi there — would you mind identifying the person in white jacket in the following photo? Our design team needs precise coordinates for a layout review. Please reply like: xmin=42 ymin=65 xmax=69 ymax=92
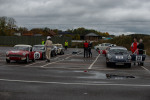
xmin=45 ymin=36 xmax=53 ymax=62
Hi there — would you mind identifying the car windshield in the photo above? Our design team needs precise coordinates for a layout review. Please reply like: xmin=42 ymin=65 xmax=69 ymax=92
xmin=33 ymin=46 xmax=45 ymax=51
xmin=14 ymin=46 xmax=29 ymax=51
xmin=105 ymin=43 xmax=111 ymax=46
xmin=110 ymin=48 xmax=128 ymax=54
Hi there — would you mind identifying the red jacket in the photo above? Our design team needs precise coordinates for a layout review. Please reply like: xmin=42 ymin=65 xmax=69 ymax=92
xmin=84 ymin=42 xmax=89 ymax=48
xmin=131 ymin=42 xmax=138 ymax=53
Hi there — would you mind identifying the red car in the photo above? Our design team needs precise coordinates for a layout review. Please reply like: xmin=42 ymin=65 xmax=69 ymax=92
xmin=6 ymin=45 xmax=35 ymax=63
xmin=32 ymin=45 xmax=46 ymax=60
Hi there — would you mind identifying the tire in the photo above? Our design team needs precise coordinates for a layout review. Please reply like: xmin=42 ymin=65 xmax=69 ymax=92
xmin=126 ymin=63 xmax=131 ymax=68
xmin=55 ymin=52 xmax=57 ymax=56
xmin=42 ymin=53 xmax=46 ymax=60
xmin=32 ymin=58 xmax=35 ymax=62
xmin=6 ymin=59 xmax=10 ymax=63
xmin=106 ymin=62 xmax=110 ymax=67
xmin=60 ymin=50 xmax=64 ymax=55
xmin=25 ymin=55 xmax=29 ymax=63
xmin=140 ymin=62 xmax=144 ymax=66
xmin=96 ymin=48 xmax=99 ymax=51
xmin=52 ymin=52 xmax=55 ymax=57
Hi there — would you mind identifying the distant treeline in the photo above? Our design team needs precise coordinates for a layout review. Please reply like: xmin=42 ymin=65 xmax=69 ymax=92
xmin=98 ymin=34 xmax=150 ymax=55
xmin=0 ymin=16 xmax=110 ymax=38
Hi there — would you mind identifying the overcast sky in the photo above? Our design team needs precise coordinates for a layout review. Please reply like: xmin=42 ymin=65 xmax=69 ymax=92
xmin=0 ymin=0 xmax=150 ymax=35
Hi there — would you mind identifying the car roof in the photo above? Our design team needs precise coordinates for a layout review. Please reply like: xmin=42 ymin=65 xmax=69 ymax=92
xmin=110 ymin=46 xmax=127 ymax=50
xmin=33 ymin=45 xmax=45 ymax=47
xmin=14 ymin=44 xmax=32 ymax=47
xmin=102 ymin=43 xmax=111 ymax=44
xmin=54 ymin=44 xmax=62 ymax=46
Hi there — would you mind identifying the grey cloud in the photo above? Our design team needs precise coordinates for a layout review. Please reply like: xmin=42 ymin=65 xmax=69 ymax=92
xmin=0 ymin=0 xmax=150 ymax=35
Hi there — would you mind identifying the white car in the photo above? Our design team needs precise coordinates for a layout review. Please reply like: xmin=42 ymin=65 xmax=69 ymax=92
xmin=53 ymin=44 xmax=64 ymax=55
xmin=94 ymin=43 xmax=111 ymax=51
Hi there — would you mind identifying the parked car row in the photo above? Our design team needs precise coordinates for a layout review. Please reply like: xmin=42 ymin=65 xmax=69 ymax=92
xmin=94 ymin=43 xmax=116 ymax=55
xmin=6 ymin=44 xmax=64 ymax=63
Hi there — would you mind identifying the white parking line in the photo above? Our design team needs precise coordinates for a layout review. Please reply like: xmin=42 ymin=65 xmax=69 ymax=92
xmin=25 ymin=61 xmax=45 ymax=67
xmin=40 ymin=52 xmax=82 ymax=68
xmin=0 ymin=78 xmax=150 ymax=87
xmin=25 ymin=54 xmax=72 ymax=67
xmin=54 ymin=54 xmax=72 ymax=60
xmin=141 ymin=66 xmax=150 ymax=73
xmin=88 ymin=54 xmax=100 ymax=69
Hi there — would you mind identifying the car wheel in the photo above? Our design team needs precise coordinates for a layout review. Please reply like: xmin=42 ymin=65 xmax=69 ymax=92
xmin=140 ymin=62 xmax=144 ymax=66
xmin=106 ymin=62 xmax=110 ymax=67
xmin=32 ymin=57 xmax=35 ymax=62
xmin=51 ymin=52 xmax=54 ymax=57
xmin=96 ymin=48 xmax=99 ymax=52
xmin=6 ymin=59 xmax=10 ymax=63
xmin=25 ymin=55 xmax=29 ymax=63
xmin=60 ymin=50 xmax=64 ymax=55
xmin=126 ymin=63 xmax=131 ymax=68
xmin=55 ymin=52 xmax=57 ymax=56
xmin=42 ymin=53 xmax=46 ymax=60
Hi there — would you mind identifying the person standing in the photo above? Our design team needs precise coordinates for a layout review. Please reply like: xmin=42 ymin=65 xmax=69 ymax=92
xmin=131 ymin=38 xmax=138 ymax=54
xmin=137 ymin=39 xmax=144 ymax=54
xmin=88 ymin=41 xmax=92 ymax=57
xmin=64 ymin=40 xmax=68 ymax=50
xmin=45 ymin=36 xmax=53 ymax=62
xmin=42 ymin=39 xmax=45 ymax=45
xmin=84 ymin=41 xmax=89 ymax=58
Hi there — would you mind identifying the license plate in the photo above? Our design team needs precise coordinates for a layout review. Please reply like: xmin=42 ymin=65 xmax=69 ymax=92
xmin=136 ymin=56 xmax=142 ymax=61
xmin=116 ymin=62 xmax=124 ymax=65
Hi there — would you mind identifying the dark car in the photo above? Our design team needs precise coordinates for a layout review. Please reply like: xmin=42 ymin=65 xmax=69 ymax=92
xmin=33 ymin=45 xmax=57 ymax=60
xmin=54 ymin=44 xmax=64 ymax=55
xmin=33 ymin=45 xmax=46 ymax=60
xmin=106 ymin=46 xmax=131 ymax=68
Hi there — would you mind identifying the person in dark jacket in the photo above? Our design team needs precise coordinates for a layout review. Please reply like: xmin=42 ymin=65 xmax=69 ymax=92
xmin=88 ymin=41 xmax=92 ymax=57
xmin=137 ymin=39 xmax=144 ymax=54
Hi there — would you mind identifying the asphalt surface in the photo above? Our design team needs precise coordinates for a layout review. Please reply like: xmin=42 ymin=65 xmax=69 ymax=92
xmin=0 ymin=47 xmax=150 ymax=100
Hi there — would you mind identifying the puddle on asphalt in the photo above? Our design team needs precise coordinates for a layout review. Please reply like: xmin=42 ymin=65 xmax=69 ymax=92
xmin=74 ymin=70 xmax=136 ymax=80
xmin=76 ymin=71 xmax=106 ymax=79
xmin=106 ymin=74 xmax=135 ymax=79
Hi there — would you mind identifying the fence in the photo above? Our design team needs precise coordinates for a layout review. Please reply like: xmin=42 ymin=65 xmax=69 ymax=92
xmin=0 ymin=36 xmax=72 ymax=46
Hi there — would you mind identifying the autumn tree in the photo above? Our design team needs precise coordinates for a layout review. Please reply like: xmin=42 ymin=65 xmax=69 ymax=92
xmin=0 ymin=16 xmax=17 ymax=36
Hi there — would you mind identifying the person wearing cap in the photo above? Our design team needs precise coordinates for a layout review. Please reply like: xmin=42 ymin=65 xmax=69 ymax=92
xmin=45 ymin=36 xmax=53 ymax=62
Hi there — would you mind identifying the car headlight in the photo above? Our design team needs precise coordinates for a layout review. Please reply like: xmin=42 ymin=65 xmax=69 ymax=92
xmin=107 ymin=54 xmax=112 ymax=59
xmin=127 ymin=55 xmax=132 ymax=60
xmin=23 ymin=52 xmax=26 ymax=56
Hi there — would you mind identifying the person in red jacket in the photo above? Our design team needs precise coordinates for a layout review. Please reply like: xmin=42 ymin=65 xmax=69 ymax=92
xmin=131 ymin=38 xmax=138 ymax=54
xmin=84 ymin=41 xmax=89 ymax=58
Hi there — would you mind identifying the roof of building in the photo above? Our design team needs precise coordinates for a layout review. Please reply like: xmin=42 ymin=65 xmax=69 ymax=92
xmin=85 ymin=33 xmax=100 ymax=36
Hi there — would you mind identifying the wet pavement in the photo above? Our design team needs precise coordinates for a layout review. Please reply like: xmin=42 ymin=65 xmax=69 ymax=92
xmin=0 ymin=47 xmax=150 ymax=100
